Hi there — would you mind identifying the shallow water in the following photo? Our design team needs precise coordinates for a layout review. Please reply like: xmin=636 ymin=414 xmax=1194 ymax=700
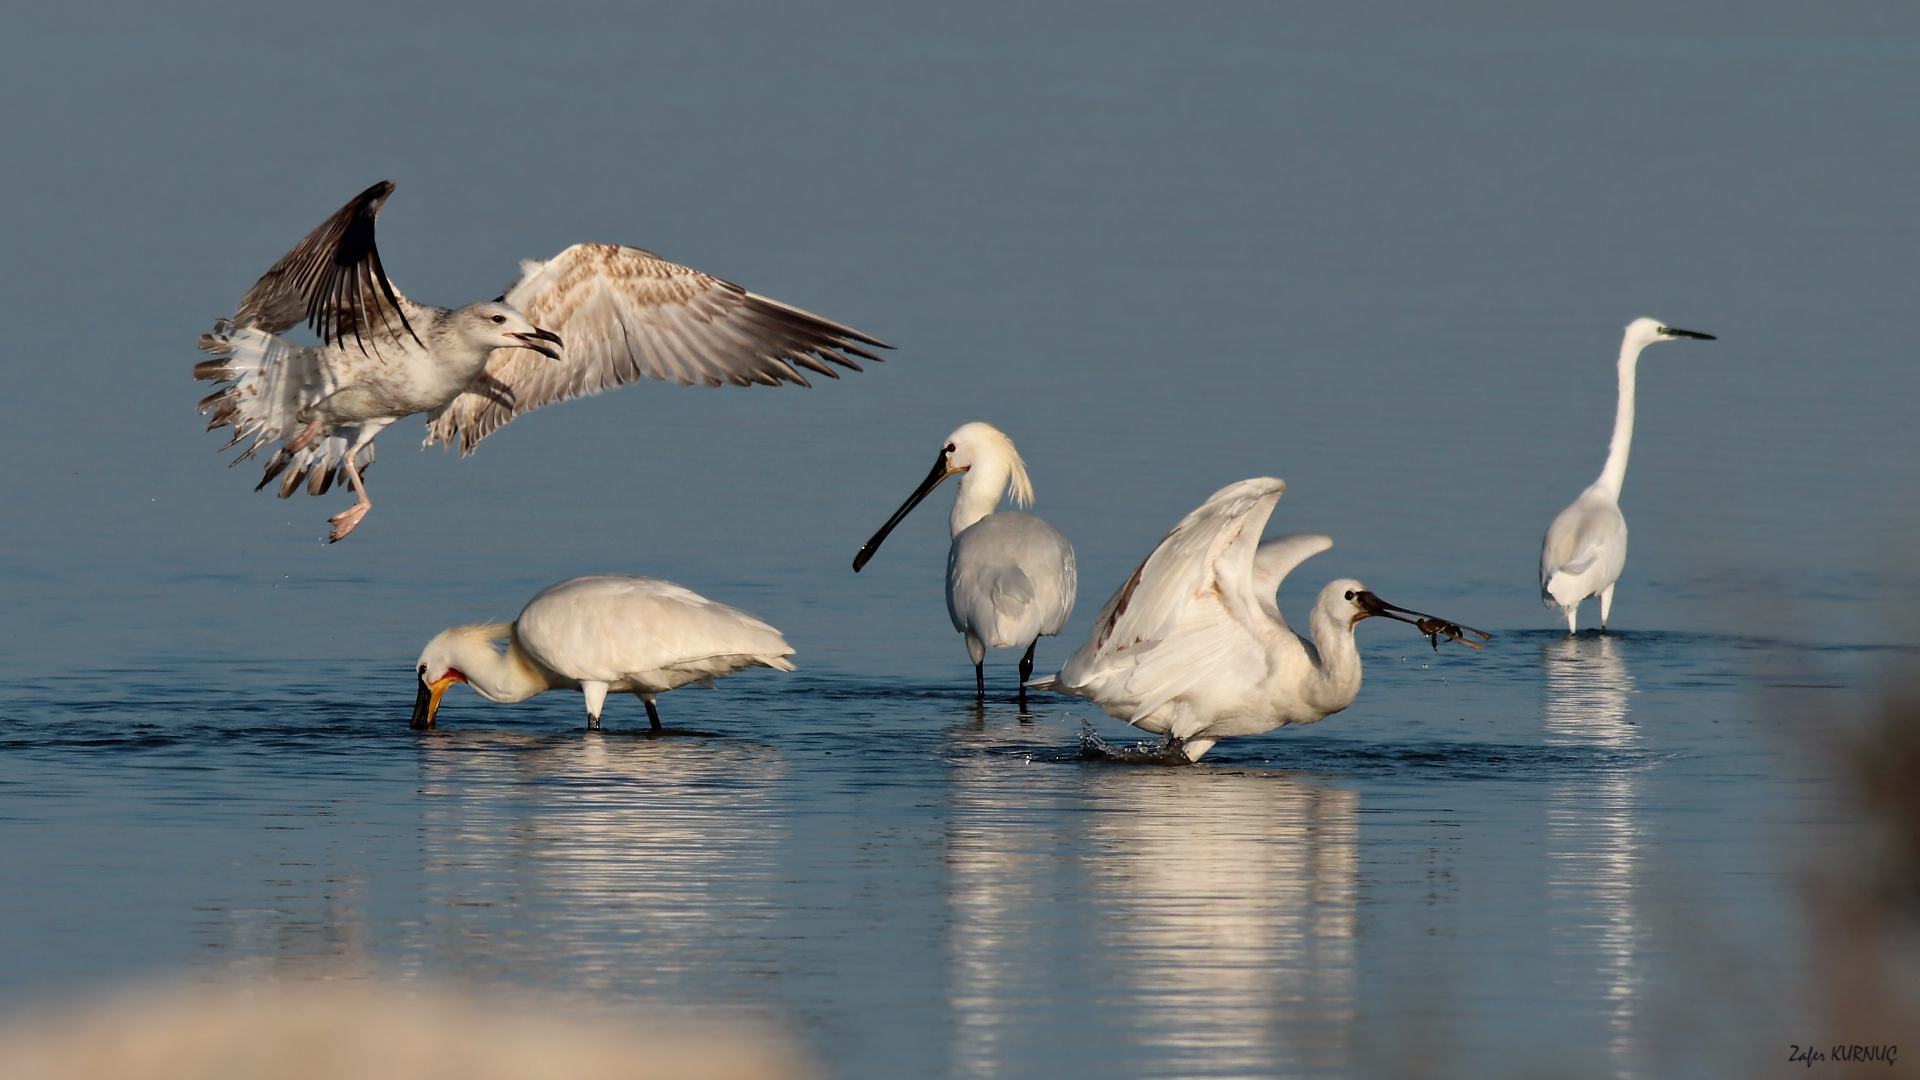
xmin=4 ymin=3 xmax=1920 ymax=1078
xmin=0 ymin=631 xmax=1894 ymax=1078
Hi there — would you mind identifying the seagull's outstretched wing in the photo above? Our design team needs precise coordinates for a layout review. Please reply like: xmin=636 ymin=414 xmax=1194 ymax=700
xmin=424 ymin=244 xmax=892 ymax=454
xmin=231 ymin=180 xmax=422 ymax=352
xmin=1050 ymin=479 xmax=1287 ymax=714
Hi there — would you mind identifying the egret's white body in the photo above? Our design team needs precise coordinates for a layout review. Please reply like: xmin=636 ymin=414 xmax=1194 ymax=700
xmin=853 ymin=423 xmax=1075 ymax=697
xmin=412 ymin=575 xmax=795 ymax=730
xmin=1036 ymin=478 xmax=1483 ymax=762
xmin=197 ymin=181 xmax=888 ymax=541
xmin=1540 ymin=318 xmax=1714 ymax=633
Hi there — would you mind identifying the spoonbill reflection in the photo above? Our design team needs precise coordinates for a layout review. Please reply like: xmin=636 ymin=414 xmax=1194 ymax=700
xmin=1033 ymin=478 xmax=1486 ymax=762
xmin=852 ymin=423 xmax=1076 ymax=700
xmin=412 ymin=575 xmax=795 ymax=731
xmin=1540 ymin=317 xmax=1714 ymax=632
xmin=196 ymin=181 xmax=889 ymax=541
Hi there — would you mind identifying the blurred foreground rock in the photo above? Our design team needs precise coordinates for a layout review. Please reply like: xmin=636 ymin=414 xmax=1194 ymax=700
xmin=0 ymin=982 xmax=808 ymax=1080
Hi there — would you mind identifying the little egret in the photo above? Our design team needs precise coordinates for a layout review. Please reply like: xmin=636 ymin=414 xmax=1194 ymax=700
xmin=411 ymin=575 xmax=795 ymax=731
xmin=1032 ymin=478 xmax=1486 ymax=762
xmin=197 ymin=181 xmax=890 ymax=541
xmin=852 ymin=422 xmax=1076 ymax=700
xmin=1540 ymin=317 xmax=1715 ymax=633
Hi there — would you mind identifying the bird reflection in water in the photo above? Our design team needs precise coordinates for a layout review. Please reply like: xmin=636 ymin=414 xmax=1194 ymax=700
xmin=944 ymin=715 xmax=1088 ymax=1077
xmin=413 ymin=732 xmax=786 ymax=998
xmin=945 ymin=748 xmax=1358 ymax=1078
xmin=1082 ymin=770 xmax=1358 ymax=1076
xmin=1541 ymin=634 xmax=1645 ymax=1067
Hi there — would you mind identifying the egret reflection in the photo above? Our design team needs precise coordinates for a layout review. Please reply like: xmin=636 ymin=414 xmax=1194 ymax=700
xmin=1542 ymin=635 xmax=1646 ymax=1069
xmin=1082 ymin=768 xmax=1358 ymax=1077
xmin=414 ymin=732 xmax=786 ymax=997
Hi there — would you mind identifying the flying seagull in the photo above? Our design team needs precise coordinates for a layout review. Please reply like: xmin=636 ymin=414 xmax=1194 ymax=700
xmin=196 ymin=181 xmax=891 ymax=541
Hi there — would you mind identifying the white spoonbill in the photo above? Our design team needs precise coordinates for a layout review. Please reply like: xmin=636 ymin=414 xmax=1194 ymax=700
xmin=1540 ymin=317 xmax=1714 ymax=633
xmin=197 ymin=181 xmax=890 ymax=541
xmin=411 ymin=575 xmax=795 ymax=731
xmin=1032 ymin=478 xmax=1487 ymax=762
xmin=852 ymin=422 xmax=1076 ymax=700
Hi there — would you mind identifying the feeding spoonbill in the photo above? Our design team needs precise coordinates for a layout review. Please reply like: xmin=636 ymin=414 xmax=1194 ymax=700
xmin=852 ymin=423 xmax=1076 ymax=700
xmin=196 ymin=181 xmax=890 ymax=541
xmin=1540 ymin=317 xmax=1714 ymax=633
xmin=1031 ymin=478 xmax=1487 ymax=762
xmin=411 ymin=575 xmax=795 ymax=731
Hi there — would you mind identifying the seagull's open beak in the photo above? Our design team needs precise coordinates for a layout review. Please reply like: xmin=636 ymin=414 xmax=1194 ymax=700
xmin=410 ymin=671 xmax=465 ymax=730
xmin=852 ymin=452 xmax=963 ymax=571
xmin=1352 ymin=591 xmax=1492 ymax=651
xmin=1661 ymin=326 xmax=1716 ymax=340
xmin=511 ymin=327 xmax=564 ymax=360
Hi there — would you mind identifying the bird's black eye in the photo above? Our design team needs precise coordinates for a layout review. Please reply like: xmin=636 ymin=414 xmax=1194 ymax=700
xmin=491 ymin=314 xmax=506 ymax=324
xmin=418 ymin=664 xmax=427 ymax=675
xmin=1344 ymin=590 xmax=1356 ymax=601
xmin=945 ymin=444 xmax=956 ymax=454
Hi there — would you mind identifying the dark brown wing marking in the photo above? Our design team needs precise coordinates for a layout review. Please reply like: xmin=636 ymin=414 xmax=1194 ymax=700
xmin=232 ymin=181 xmax=421 ymax=352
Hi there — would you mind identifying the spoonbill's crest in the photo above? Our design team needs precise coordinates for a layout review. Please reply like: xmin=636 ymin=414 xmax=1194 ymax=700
xmin=852 ymin=422 xmax=1074 ymax=700
xmin=1540 ymin=317 xmax=1715 ymax=633
xmin=1035 ymin=477 xmax=1486 ymax=762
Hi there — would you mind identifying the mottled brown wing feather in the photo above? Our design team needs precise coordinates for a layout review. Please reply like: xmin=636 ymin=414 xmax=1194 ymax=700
xmin=232 ymin=181 xmax=421 ymax=351
xmin=423 ymin=243 xmax=891 ymax=454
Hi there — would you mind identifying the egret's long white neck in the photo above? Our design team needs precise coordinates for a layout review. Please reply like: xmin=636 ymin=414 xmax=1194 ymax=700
xmin=1595 ymin=336 xmax=1646 ymax=499
xmin=1303 ymin=598 xmax=1365 ymax=714
xmin=949 ymin=458 xmax=1014 ymax=537
xmin=442 ymin=624 xmax=556 ymax=704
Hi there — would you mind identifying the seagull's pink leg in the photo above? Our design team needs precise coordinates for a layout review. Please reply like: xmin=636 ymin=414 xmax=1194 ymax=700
xmin=327 ymin=456 xmax=373 ymax=543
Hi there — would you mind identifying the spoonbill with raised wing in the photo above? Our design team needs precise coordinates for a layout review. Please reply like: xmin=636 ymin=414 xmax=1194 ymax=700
xmin=1540 ymin=317 xmax=1714 ymax=633
xmin=1032 ymin=478 xmax=1486 ymax=762
xmin=852 ymin=423 xmax=1075 ymax=701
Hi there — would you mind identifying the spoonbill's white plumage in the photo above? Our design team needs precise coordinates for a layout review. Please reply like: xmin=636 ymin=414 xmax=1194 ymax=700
xmin=411 ymin=575 xmax=795 ymax=731
xmin=852 ymin=423 xmax=1076 ymax=699
xmin=1034 ymin=478 xmax=1486 ymax=762
xmin=1540 ymin=317 xmax=1714 ymax=633
xmin=197 ymin=181 xmax=889 ymax=541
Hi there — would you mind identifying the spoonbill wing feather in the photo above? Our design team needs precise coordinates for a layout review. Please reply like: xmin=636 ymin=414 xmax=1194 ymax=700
xmin=946 ymin=512 xmax=1078 ymax=646
xmin=1058 ymin=478 xmax=1287 ymax=694
xmin=515 ymin=575 xmax=794 ymax=685
xmin=1253 ymin=533 xmax=1334 ymax=599
xmin=424 ymin=244 xmax=889 ymax=454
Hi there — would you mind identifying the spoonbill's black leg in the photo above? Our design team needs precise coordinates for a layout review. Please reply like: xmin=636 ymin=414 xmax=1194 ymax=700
xmin=645 ymin=698 xmax=662 ymax=731
xmin=1018 ymin=642 xmax=1036 ymax=704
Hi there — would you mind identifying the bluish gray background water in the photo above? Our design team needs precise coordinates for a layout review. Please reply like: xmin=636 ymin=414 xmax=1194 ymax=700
xmin=1 ymin=3 xmax=1916 ymax=1078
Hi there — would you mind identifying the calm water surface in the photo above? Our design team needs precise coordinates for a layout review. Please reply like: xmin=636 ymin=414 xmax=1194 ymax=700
xmin=0 ymin=631 xmax=1892 ymax=1078
xmin=2 ymin=3 xmax=1918 ymax=1078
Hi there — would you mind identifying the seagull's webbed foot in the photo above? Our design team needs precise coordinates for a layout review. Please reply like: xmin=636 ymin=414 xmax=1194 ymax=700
xmin=327 ymin=500 xmax=371 ymax=543
xmin=327 ymin=454 xmax=374 ymax=543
